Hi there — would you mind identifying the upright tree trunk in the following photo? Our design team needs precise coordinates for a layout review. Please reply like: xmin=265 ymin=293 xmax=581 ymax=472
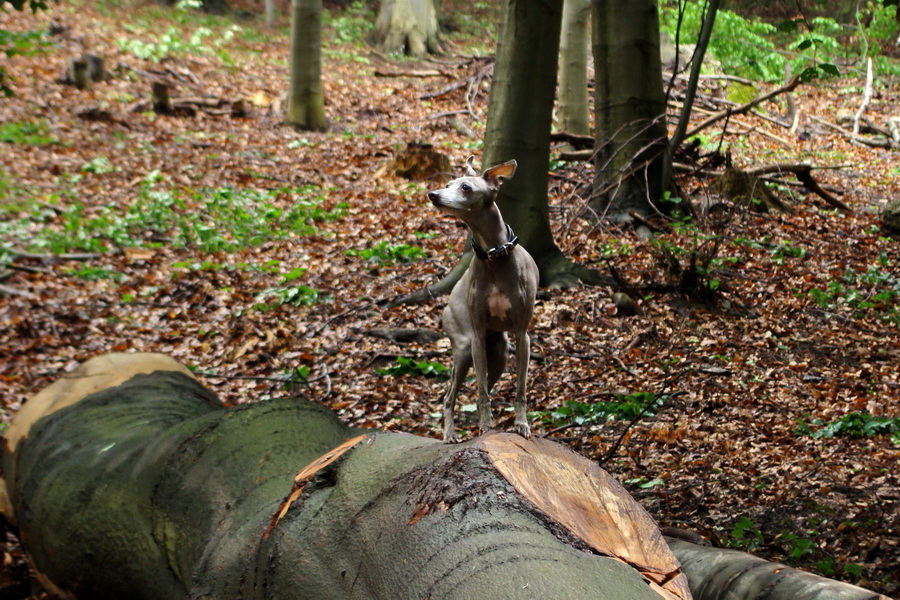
xmin=484 ymin=0 xmax=600 ymax=287
xmin=286 ymin=0 xmax=327 ymax=130
xmin=591 ymin=0 xmax=669 ymax=222
xmin=369 ymin=0 xmax=443 ymax=57
xmin=558 ymin=0 xmax=592 ymax=138
xmin=265 ymin=0 xmax=275 ymax=27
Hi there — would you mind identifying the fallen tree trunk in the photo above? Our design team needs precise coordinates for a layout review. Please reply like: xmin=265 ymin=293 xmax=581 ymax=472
xmin=1 ymin=353 xmax=689 ymax=600
xmin=1 ymin=354 xmax=888 ymax=600
xmin=666 ymin=538 xmax=888 ymax=600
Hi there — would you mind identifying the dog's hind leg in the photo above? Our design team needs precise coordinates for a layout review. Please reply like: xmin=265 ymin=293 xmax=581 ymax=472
xmin=485 ymin=331 xmax=509 ymax=392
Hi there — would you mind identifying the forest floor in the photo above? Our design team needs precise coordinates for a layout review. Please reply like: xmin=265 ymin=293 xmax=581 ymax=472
xmin=1 ymin=1 xmax=898 ymax=597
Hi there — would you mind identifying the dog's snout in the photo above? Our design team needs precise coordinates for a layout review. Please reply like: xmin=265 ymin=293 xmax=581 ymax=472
xmin=427 ymin=191 xmax=440 ymax=204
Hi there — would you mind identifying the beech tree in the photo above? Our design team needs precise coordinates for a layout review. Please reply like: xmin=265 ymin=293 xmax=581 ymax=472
xmin=369 ymin=0 xmax=443 ymax=57
xmin=558 ymin=0 xmax=592 ymax=138
xmin=482 ymin=0 xmax=602 ymax=287
xmin=591 ymin=0 xmax=669 ymax=221
xmin=286 ymin=0 xmax=328 ymax=130
xmin=2 ymin=353 xmax=888 ymax=600
xmin=1 ymin=353 xmax=689 ymax=600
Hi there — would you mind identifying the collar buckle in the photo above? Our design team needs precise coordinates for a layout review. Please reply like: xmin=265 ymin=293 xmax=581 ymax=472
xmin=472 ymin=223 xmax=519 ymax=261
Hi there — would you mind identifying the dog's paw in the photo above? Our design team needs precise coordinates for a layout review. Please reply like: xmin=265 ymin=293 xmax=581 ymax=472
xmin=512 ymin=423 xmax=532 ymax=439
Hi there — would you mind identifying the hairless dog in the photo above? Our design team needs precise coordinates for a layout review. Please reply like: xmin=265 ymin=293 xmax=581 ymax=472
xmin=428 ymin=157 xmax=539 ymax=443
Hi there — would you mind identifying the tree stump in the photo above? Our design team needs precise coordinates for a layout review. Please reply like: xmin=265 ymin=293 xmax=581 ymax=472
xmin=711 ymin=168 xmax=791 ymax=213
xmin=391 ymin=141 xmax=450 ymax=181
xmin=882 ymin=199 xmax=900 ymax=235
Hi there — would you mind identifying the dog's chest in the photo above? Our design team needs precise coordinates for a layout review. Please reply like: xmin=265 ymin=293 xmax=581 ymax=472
xmin=487 ymin=285 xmax=513 ymax=320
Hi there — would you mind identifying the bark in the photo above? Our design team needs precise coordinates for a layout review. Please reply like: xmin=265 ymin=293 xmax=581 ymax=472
xmin=265 ymin=0 xmax=275 ymax=27
xmin=1 ymin=352 xmax=690 ymax=600
xmin=558 ymin=0 xmax=592 ymax=138
xmin=369 ymin=0 xmax=443 ymax=57
xmin=666 ymin=538 xmax=891 ymax=600
xmin=483 ymin=0 xmax=601 ymax=288
xmin=591 ymin=0 xmax=669 ymax=222
xmin=286 ymin=0 xmax=328 ymax=130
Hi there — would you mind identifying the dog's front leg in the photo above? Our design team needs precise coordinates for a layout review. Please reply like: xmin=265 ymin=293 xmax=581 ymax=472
xmin=470 ymin=332 xmax=495 ymax=434
xmin=442 ymin=390 xmax=459 ymax=443
xmin=512 ymin=330 xmax=531 ymax=438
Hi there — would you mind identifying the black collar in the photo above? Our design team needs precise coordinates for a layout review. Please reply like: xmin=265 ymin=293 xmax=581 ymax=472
xmin=471 ymin=223 xmax=519 ymax=261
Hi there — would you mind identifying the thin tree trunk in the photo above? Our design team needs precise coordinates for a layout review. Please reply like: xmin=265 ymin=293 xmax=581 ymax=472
xmin=286 ymin=0 xmax=327 ymax=130
xmin=663 ymin=0 xmax=720 ymax=187
xmin=265 ymin=0 xmax=275 ymax=27
xmin=558 ymin=0 xmax=592 ymax=138
xmin=591 ymin=0 xmax=669 ymax=222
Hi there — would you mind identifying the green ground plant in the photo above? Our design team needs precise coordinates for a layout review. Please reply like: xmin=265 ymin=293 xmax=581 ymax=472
xmin=795 ymin=412 xmax=900 ymax=442
xmin=116 ymin=0 xmax=241 ymax=63
xmin=807 ymin=258 xmax=900 ymax=325
xmin=376 ymin=356 xmax=450 ymax=379
xmin=0 ymin=119 xmax=57 ymax=145
xmin=254 ymin=284 xmax=329 ymax=310
xmin=12 ymin=173 xmax=346 ymax=255
xmin=346 ymin=241 xmax=428 ymax=265
xmin=532 ymin=392 xmax=667 ymax=429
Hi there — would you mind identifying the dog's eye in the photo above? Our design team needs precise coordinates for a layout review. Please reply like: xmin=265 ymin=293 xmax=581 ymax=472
xmin=460 ymin=183 xmax=472 ymax=192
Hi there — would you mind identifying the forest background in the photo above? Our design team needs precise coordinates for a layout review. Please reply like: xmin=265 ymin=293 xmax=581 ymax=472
xmin=0 ymin=0 xmax=898 ymax=596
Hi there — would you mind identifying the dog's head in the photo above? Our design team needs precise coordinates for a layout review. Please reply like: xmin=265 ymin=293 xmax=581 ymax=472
xmin=427 ymin=157 xmax=517 ymax=216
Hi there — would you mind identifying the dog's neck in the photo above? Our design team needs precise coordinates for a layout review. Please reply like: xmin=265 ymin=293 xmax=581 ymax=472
xmin=466 ymin=204 xmax=510 ymax=256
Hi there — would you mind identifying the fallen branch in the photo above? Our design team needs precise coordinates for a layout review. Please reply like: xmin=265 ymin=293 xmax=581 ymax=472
xmin=0 ymin=283 xmax=38 ymax=300
xmin=419 ymin=63 xmax=493 ymax=100
xmin=808 ymin=114 xmax=897 ymax=149
xmin=375 ymin=68 xmax=444 ymax=78
xmin=558 ymin=148 xmax=593 ymax=162
xmin=667 ymin=537 xmax=890 ymax=600
xmin=684 ymin=76 xmax=801 ymax=140
xmin=358 ymin=327 xmax=443 ymax=344
xmin=551 ymin=131 xmax=594 ymax=149
xmin=7 ymin=250 xmax=102 ymax=261
xmin=746 ymin=163 xmax=852 ymax=212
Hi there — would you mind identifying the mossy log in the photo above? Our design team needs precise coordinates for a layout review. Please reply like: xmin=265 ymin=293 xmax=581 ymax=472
xmin=2 ymin=354 xmax=888 ymax=600
xmin=1 ymin=353 xmax=689 ymax=600
xmin=666 ymin=539 xmax=889 ymax=600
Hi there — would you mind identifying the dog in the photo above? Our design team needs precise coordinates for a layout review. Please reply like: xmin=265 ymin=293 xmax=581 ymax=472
xmin=427 ymin=157 xmax=539 ymax=443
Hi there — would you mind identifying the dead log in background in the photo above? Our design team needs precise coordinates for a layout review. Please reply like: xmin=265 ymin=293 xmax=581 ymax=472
xmin=667 ymin=538 xmax=889 ymax=600
xmin=0 ymin=353 xmax=689 ymax=600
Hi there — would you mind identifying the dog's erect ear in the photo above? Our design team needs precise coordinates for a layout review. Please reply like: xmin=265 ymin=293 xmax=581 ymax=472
xmin=464 ymin=155 xmax=478 ymax=177
xmin=482 ymin=160 xmax=517 ymax=189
